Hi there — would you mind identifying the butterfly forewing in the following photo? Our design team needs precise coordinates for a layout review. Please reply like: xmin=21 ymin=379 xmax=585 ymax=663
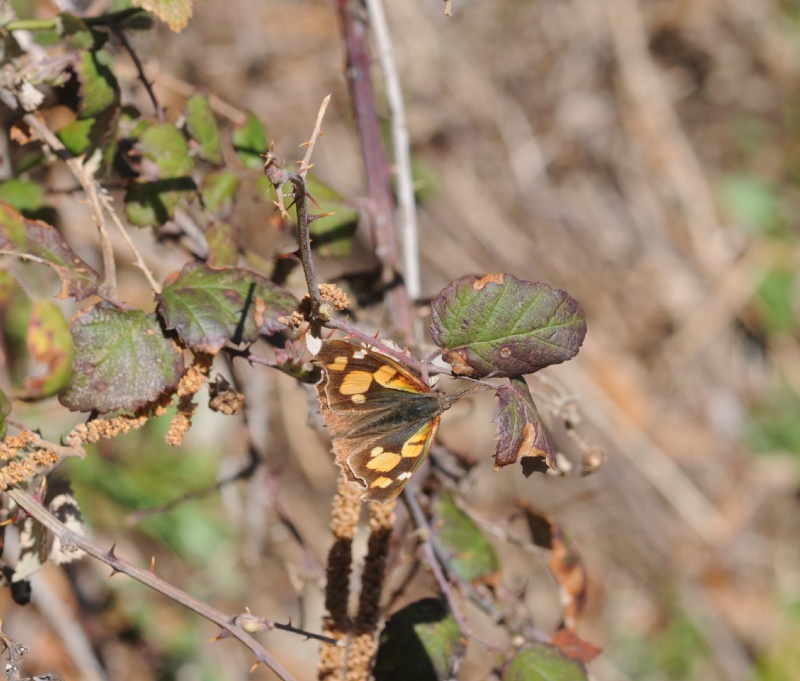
xmin=313 ymin=339 xmax=451 ymax=502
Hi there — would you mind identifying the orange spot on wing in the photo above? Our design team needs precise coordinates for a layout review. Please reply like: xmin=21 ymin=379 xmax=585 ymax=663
xmin=372 ymin=365 xmax=398 ymax=386
xmin=370 ymin=476 xmax=394 ymax=489
xmin=326 ymin=356 xmax=348 ymax=371
xmin=366 ymin=451 xmax=401 ymax=472
xmin=340 ymin=370 xmax=373 ymax=395
xmin=401 ymin=426 xmax=432 ymax=458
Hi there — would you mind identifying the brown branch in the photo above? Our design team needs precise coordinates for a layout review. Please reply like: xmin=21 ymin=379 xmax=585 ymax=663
xmin=6 ymin=488 xmax=309 ymax=681
xmin=334 ymin=0 xmax=413 ymax=340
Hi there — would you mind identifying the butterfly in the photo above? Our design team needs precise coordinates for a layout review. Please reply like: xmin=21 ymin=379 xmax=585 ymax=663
xmin=313 ymin=339 xmax=461 ymax=503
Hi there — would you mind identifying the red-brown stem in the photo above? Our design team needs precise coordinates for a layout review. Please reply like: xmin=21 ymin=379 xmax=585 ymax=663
xmin=335 ymin=0 xmax=412 ymax=340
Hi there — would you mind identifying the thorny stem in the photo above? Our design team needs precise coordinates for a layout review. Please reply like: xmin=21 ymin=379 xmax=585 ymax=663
xmin=324 ymin=317 xmax=433 ymax=382
xmin=289 ymin=173 xmax=323 ymax=315
xmin=6 ymin=488 xmax=336 ymax=681
xmin=109 ymin=23 xmax=163 ymax=122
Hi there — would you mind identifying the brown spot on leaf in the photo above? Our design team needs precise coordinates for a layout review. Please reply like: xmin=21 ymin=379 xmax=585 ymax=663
xmin=472 ymin=273 xmax=504 ymax=290
xmin=443 ymin=349 xmax=479 ymax=377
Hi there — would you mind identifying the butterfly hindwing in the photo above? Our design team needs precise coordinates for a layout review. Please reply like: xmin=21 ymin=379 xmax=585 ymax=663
xmin=313 ymin=339 xmax=452 ymax=502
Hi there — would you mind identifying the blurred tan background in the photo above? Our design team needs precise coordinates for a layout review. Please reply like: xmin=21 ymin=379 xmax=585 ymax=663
xmin=5 ymin=0 xmax=800 ymax=680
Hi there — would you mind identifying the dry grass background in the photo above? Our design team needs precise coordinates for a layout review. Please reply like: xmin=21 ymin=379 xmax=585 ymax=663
xmin=3 ymin=0 xmax=800 ymax=679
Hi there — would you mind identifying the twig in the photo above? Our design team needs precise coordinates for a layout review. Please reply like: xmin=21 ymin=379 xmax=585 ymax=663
xmin=28 ymin=571 xmax=108 ymax=681
xmin=18 ymin=111 xmax=117 ymax=299
xmin=402 ymin=491 xmax=497 ymax=648
xmin=299 ymin=94 xmax=331 ymax=177
xmin=289 ymin=173 xmax=323 ymax=314
xmin=365 ymin=0 xmax=421 ymax=308
xmin=0 ymin=91 xmax=161 ymax=295
xmin=108 ymin=23 xmax=163 ymax=121
xmin=6 ymin=488 xmax=308 ymax=681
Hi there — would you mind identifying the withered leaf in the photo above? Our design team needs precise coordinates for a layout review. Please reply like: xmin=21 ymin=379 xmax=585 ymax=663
xmin=550 ymin=629 xmax=602 ymax=665
xmin=493 ymin=377 xmax=555 ymax=475
xmin=519 ymin=500 xmax=587 ymax=631
xmin=0 ymin=202 xmax=99 ymax=301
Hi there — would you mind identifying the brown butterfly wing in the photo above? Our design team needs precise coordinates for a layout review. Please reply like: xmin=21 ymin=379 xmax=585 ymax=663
xmin=313 ymin=340 xmax=447 ymax=502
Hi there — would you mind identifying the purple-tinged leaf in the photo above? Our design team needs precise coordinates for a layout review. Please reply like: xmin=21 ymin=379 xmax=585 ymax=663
xmin=59 ymin=302 xmax=184 ymax=413
xmin=430 ymin=274 xmax=586 ymax=378
xmin=0 ymin=202 xmax=99 ymax=300
xmin=157 ymin=262 xmax=297 ymax=354
xmin=493 ymin=377 xmax=555 ymax=476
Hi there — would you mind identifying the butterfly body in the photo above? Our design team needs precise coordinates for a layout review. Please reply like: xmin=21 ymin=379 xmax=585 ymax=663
xmin=313 ymin=339 xmax=456 ymax=503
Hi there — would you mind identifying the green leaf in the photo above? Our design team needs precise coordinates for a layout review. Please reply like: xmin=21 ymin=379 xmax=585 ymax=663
xmin=205 ymin=222 xmax=239 ymax=268
xmin=232 ymin=111 xmax=267 ymax=170
xmin=139 ymin=122 xmax=194 ymax=177
xmin=503 ymin=645 xmax=588 ymax=681
xmin=185 ymin=93 xmax=223 ymax=164
xmin=22 ymin=300 xmax=74 ymax=399
xmin=756 ymin=270 xmax=797 ymax=336
xmin=157 ymin=263 xmax=297 ymax=354
xmin=124 ymin=123 xmax=195 ymax=226
xmin=493 ymin=377 xmax=555 ymax=475
xmin=59 ymin=302 xmax=185 ymax=414
xmin=201 ymin=169 xmax=238 ymax=217
xmin=0 ymin=387 xmax=10 ymax=439
xmin=0 ymin=201 xmax=99 ymax=300
xmin=56 ymin=118 xmax=95 ymax=156
xmin=430 ymin=274 xmax=586 ymax=378
xmin=373 ymin=599 xmax=465 ymax=681
xmin=0 ymin=179 xmax=46 ymax=215
xmin=719 ymin=174 xmax=782 ymax=236
xmin=433 ymin=490 xmax=500 ymax=585
xmin=75 ymin=48 xmax=118 ymax=119
xmin=306 ymin=175 xmax=358 ymax=257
